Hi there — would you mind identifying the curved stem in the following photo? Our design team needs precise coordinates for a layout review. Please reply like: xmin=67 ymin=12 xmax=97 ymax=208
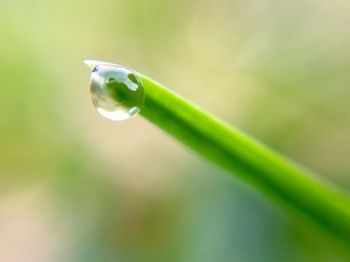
xmin=138 ymin=73 xmax=350 ymax=243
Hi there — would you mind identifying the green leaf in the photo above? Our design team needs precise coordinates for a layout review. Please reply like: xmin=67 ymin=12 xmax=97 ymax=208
xmin=139 ymin=73 xmax=350 ymax=244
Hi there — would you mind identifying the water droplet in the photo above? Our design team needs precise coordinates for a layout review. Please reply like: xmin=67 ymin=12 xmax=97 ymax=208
xmin=83 ymin=59 xmax=144 ymax=121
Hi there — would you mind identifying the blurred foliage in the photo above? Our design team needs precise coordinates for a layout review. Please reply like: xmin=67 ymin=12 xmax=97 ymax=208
xmin=0 ymin=0 xmax=350 ymax=261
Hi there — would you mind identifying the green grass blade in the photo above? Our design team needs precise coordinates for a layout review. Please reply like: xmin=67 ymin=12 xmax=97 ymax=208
xmin=138 ymin=73 xmax=350 ymax=243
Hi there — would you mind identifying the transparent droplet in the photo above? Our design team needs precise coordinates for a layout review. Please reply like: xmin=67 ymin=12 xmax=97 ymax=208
xmin=83 ymin=59 xmax=144 ymax=121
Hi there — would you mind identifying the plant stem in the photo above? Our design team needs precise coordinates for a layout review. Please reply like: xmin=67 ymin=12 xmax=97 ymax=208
xmin=138 ymin=73 xmax=350 ymax=243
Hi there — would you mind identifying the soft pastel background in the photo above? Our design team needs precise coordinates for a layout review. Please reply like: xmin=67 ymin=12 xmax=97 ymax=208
xmin=1 ymin=0 xmax=350 ymax=261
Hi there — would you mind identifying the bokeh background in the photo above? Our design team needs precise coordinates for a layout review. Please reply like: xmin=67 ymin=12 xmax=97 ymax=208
xmin=1 ymin=0 xmax=350 ymax=261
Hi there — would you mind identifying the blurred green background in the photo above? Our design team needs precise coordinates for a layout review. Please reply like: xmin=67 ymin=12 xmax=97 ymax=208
xmin=1 ymin=0 xmax=350 ymax=261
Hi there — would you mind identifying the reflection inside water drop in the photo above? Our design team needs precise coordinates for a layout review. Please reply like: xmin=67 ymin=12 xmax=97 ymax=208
xmin=83 ymin=59 xmax=144 ymax=121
